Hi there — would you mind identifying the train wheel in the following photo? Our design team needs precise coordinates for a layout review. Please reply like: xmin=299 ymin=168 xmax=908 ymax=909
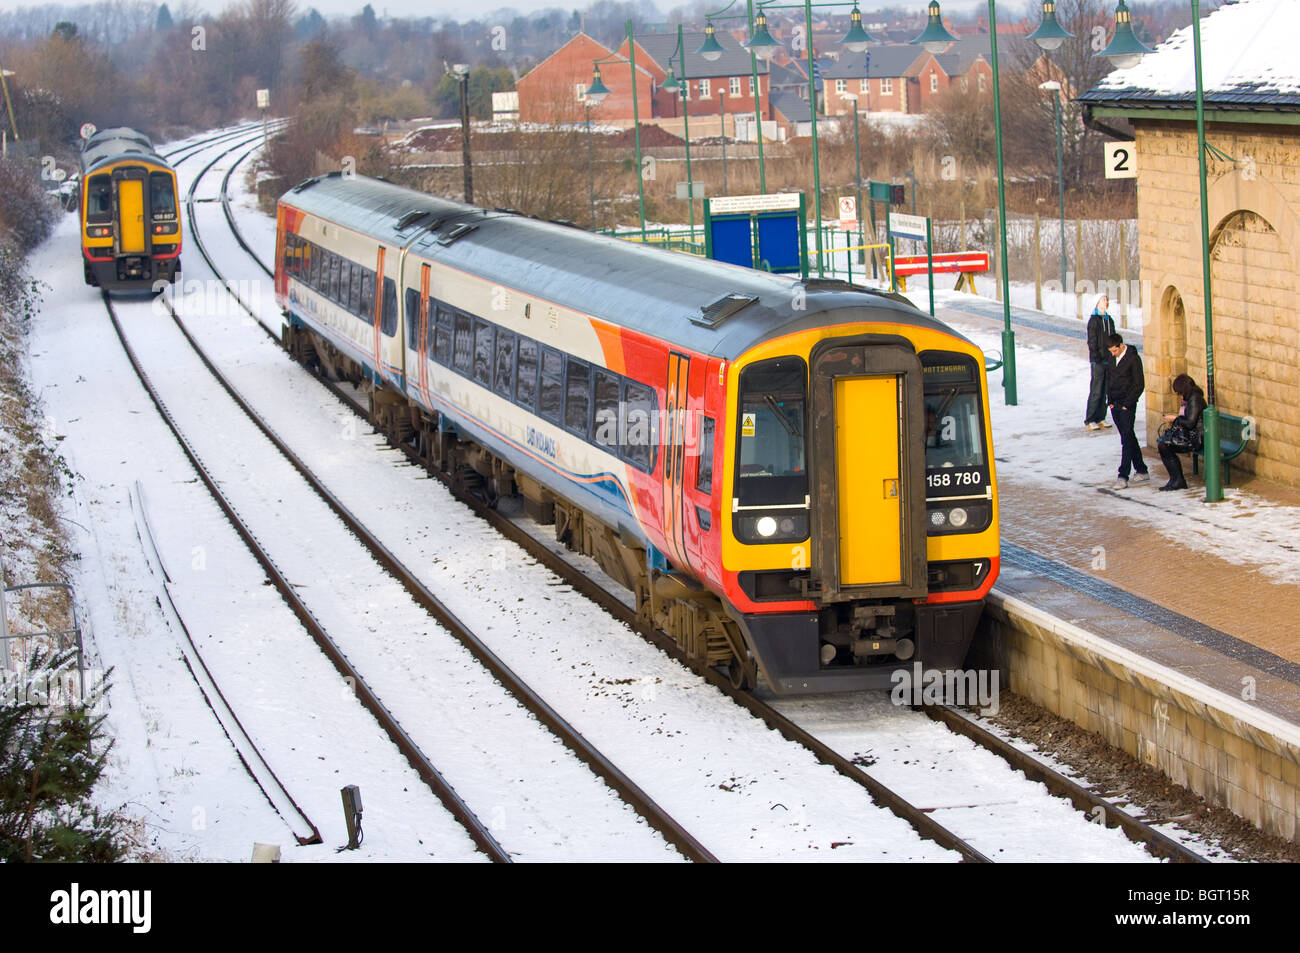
xmin=725 ymin=656 xmax=757 ymax=692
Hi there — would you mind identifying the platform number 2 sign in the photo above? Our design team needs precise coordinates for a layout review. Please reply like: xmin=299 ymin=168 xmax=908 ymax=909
xmin=1104 ymin=141 xmax=1137 ymax=179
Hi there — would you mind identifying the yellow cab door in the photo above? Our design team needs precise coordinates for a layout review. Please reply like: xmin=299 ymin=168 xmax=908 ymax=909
xmin=835 ymin=375 xmax=902 ymax=585
xmin=115 ymin=176 xmax=146 ymax=254
xmin=808 ymin=339 xmax=926 ymax=601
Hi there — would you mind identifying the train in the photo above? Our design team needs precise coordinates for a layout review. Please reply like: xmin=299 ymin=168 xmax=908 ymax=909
xmin=274 ymin=173 xmax=999 ymax=694
xmin=79 ymin=127 xmax=181 ymax=291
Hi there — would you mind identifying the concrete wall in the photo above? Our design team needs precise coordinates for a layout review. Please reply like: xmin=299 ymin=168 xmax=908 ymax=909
xmin=973 ymin=593 xmax=1300 ymax=842
xmin=1136 ymin=120 xmax=1300 ymax=486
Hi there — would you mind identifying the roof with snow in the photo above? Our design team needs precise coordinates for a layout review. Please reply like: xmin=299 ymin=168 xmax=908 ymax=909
xmin=1079 ymin=0 xmax=1300 ymax=114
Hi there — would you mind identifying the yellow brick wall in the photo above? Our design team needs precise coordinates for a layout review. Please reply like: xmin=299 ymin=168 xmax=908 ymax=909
xmin=1137 ymin=121 xmax=1300 ymax=486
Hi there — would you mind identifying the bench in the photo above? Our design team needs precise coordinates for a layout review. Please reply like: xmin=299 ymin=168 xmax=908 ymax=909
xmin=892 ymin=251 xmax=989 ymax=293
xmin=1191 ymin=412 xmax=1253 ymax=484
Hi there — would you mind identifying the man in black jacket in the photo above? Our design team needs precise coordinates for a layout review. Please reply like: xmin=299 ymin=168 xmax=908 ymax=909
xmin=1085 ymin=295 xmax=1116 ymax=430
xmin=1107 ymin=333 xmax=1150 ymax=488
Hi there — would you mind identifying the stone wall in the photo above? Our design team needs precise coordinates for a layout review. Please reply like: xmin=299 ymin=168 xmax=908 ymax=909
xmin=1135 ymin=120 xmax=1300 ymax=486
xmin=973 ymin=593 xmax=1300 ymax=842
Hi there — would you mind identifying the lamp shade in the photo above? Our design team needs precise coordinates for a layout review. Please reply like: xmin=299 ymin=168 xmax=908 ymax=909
xmin=697 ymin=22 xmax=725 ymax=62
xmin=1027 ymin=1 xmax=1072 ymax=52
xmin=841 ymin=7 xmax=874 ymax=54
xmin=585 ymin=65 xmax=611 ymax=104
xmin=661 ymin=67 xmax=679 ymax=93
xmin=746 ymin=12 xmax=781 ymax=61
xmin=911 ymin=1 xmax=957 ymax=55
xmin=1098 ymin=0 xmax=1153 ymax=69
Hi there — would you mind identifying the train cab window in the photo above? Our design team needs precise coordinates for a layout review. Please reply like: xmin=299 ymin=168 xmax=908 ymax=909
xmin=564 ymin=359 xmax=591 ymax=436
xmin=735 ymin=356 xmax=808 ymax=509
xmin=434 ymin=307 xmax=452 ymax=365
xmin=539 ymin=347 xmax=564 ymax=424
xmin=593 ymin=369 xmax=621 ymax=452
xmin=405 ymin=289 xmax=420 ymax=349
xmin=622 ymin=380 xmax=658 ymax=472
xmin=515 ymin=337 xmax=538 ymax=410
xmin=86 ymin=175 xmax=111 ymax=223
xmin=473 ymin=318 xmax=494 ymax=386
xmin=696 ymin=416 xmax=715 ymax=494
xmin=360 ymin=269 xmax=375 ymax=319
xmin=453 ymin=312 xmax=473 ymax=373
xmin=494 ymin=330 xmax=516 ymax=398
xmin=382 ymin=279 xmax=397 ymax=337
xmin=922 ymin=354 xmax=986 ymax=471
xmin=149 ymin=173 xmax=176 ymax=221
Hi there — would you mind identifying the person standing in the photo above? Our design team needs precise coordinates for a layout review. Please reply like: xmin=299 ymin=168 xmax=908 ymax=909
xmin=1157 ymin=374 xmax=1206 ymax=491
xmin=1085 ymin=295 xmax=1116 ymax=430
xmin=1107 ymin=333 xmax=1150 ymax=489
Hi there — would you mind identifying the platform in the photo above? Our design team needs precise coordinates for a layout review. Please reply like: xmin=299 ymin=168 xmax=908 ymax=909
xmin=921 ymin=288 xmax=1300 ymax=840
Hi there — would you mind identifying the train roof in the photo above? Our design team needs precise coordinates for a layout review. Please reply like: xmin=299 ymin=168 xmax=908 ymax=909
xmin=80 ymin=127 xmax=165 ymax=175
xmin=281 ymin=174 xmax=972 ymax=363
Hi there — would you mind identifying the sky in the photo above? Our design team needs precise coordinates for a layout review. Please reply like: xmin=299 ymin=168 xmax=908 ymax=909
xmin=181 ymin=0 xmax=996 ymax=23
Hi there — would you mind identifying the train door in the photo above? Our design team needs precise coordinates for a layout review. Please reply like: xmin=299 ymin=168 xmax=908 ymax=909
xmin=372 ymin=246 xmax=386 ymax=380
xmin=660 ymin=352 xmax=691 ymax=573
xmin=808 ymin=340 xmax=927 ymax=601
xmin=417 ymin=262 xmax=432 ymax=404
xmin=113 ymin=169 xmax=148 ymax=256
xmin=682 ymin=359 xmax=721 ymax=574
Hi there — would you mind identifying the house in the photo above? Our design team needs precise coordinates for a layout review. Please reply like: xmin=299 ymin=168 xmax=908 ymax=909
xmin=617 ymin=30 xmax=772 ymax=121
xmin=821 ymin=45 xmax=948 ymax=115
xmin=515 ymin=33 xmax=655 ymax=123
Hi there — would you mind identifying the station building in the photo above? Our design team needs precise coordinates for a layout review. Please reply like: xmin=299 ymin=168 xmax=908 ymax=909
xmin=1081 ymin=0 xmax=1300 ymax=487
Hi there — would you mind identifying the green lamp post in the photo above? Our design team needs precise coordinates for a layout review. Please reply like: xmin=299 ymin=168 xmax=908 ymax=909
xmin=584 ymin=21 xmax=648 ymax=243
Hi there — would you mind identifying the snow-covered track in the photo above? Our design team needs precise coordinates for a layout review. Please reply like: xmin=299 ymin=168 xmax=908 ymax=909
xmin=918 ymin=703 xmax=1206 ymax=862
xmin=130 ymin=481 xmax=323 ymax=847
xmin=101 ymin=291 xmax=511 ymax=863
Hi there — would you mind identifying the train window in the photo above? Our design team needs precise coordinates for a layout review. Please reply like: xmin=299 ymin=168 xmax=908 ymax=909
xmin=149 ymin=173 xmax=176 ymax=221
xmin=515 ymin=337 xmax=538 ymax=410
xmin=349 ymin=265 xmax=363 ymax=314
xmin=473 ymin=318 xmax=494 ymax=386
xmin=405 ymin=289 xmax=420 ymax=349
xmin=382 ymin=279 xmax=397 ymax=337
xmin=328 ymin=254 xmax=342 ymax=302
xmin=541 ymin=346 xmax=563 ymax=380
xmin=453 ymin=312 xmax=473 ymax=373
xmin=494 ymin=330 xmax=516 ymax=398
xmin=339 ymin=260 xmax=354 ymax=307
xmin=622 ymin=381 xmax=658 ymax=472
xmin=564 ymin=359 xmax=591 ymax=436
xmin=86 ymin=175 xmax=112 ymax=223
xmin=434 ymin=307 xmax=452 ymax=365
xmin=309 ymin=243 xmax=323 ymax=290
xmin=696 ymin=416 xmax=715 ymax=494
xmin=593 ymin=370 xmax=621 ymax=452
xmin=735 ymin=356 xmax=808 ymax=508
xmin=539 ymin=347 xmax=563 ymax=424
xmin=360 ymin=269 xmax=375 ymax=318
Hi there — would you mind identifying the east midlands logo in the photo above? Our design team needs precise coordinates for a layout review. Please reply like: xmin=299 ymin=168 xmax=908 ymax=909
xmin=49 ymin=883 xmax=151 ymax=934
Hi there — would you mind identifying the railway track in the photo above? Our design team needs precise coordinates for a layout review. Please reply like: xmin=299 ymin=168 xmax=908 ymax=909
xmin=184 ymin=136 xmax=995 ymax=863
xmin=183 ymin=127 xmax=1212 ymax=863
xmin=98 ymin=134 xmax=725 ymax=863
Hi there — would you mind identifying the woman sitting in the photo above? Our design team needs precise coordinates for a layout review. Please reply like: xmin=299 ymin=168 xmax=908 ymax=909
xmin=1157 ymin=374 xmax=1206 ymax=491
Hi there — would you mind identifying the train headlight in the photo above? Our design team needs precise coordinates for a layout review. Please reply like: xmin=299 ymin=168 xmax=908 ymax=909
xmin=929 ymin=509 xmax=947 ymax=528
xmin=756 ymin=516 xmax=778 ymax=538
xmin=948 ymin=507 xmax=968 ymax=528
xmin=735 ymin=512 xmax=809 ymax=544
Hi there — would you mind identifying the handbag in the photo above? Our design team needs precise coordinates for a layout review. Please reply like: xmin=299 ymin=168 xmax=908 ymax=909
xmin=1159 ymin=421 xmax=1200 ymax=450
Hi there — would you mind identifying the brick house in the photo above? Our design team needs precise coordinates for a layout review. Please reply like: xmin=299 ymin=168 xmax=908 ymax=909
xmin=619 ymin=30 xmax=772 ymax=121
xmin=822 ymin=45 xmax=947 ymax=115
xmin=515 ymin=33 xmax=655 ymax=123
xmin=1079 ymin=0 xmax=1300 ymax=486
